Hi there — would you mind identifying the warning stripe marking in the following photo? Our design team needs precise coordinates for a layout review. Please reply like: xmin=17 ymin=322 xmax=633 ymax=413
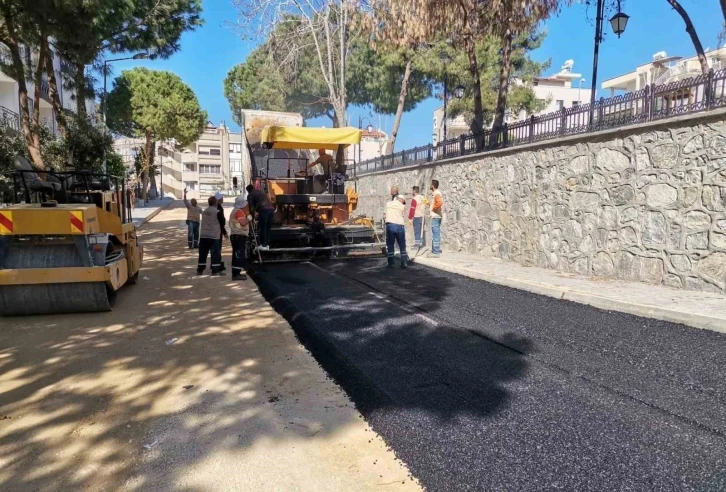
xmin=70 ymin=211 xmax=84 ymax=234
xmin=0 ymin=211 xmax=13 ymax=234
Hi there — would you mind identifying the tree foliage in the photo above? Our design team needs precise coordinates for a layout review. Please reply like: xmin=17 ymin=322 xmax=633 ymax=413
xmin=54 ymin=0 xmax=203 ymax=115
xmin=106 ymin=68 xmax=207 ymax=199
xmin=234 ymin=0 xmax=358 ymax=129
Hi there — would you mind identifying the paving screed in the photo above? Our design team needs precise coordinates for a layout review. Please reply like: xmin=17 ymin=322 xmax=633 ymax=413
xmin=251 ymin=258 xmax=726 ymax=491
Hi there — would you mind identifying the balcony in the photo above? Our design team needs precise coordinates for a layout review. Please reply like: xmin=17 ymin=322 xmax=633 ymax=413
xmin=0 ymin=106 xmax=20 ymax=132
xmin=181 ymin=151 xmax=197 ymax=163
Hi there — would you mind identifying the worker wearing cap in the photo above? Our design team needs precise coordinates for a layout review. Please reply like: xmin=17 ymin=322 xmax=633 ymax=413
xmin=384 ymin=192 xmax=408 ymax=268
xmin=198 ymin=196 xmax=224 ymax=276
xmin=229 ymin=196 xmax=252 ymax=281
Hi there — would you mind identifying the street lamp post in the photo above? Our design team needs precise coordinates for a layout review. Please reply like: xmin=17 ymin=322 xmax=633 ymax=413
xmin=589 ymin=0 xmax=629 ymax=126
xmin=102 ymin=52 xmax=149 ymax=174
xmin=358 ymin=116 xmax=374 ymax=164
xmin=438 ymin=52 xmax=465 ymax=146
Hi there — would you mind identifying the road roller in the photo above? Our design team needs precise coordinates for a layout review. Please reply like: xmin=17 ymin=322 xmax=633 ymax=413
xmin=246 ymin=125 xmax=385 ymax=263
xmin=0 ymin=157 xmax=142 ymax=316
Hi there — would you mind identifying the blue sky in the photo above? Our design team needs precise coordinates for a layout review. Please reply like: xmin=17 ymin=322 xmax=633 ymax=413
xmin=107 ymin=0 xmax=724 ymax=150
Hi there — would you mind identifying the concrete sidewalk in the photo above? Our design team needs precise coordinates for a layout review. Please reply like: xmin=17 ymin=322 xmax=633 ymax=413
xmin=412 ymin=251 xmax=726 ymax=334
xmin=130 ymin=198 xmax=174 ymax=227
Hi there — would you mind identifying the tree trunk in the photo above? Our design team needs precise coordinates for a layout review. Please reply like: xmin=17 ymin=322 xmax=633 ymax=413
xmin=141 ymin=132 xmax=155 ymax=201
xmin=389 ymin=58 xmax=413 ymax=153
xmin=74 ymin=62 xmax=88 ymax=118
xmin=463 ymin=35 xmax=484 ymax=147
xmin=41 ymin=37 xmax=68 ymax=139
xmin=667 ymin=0 xmax=709 ymax=74
xmin=29 ymin=32 xmax=47 ymax=168
xmin=720 ymin=0 xmax=726 ymax=25
xmin=491 ymin=27 xmax=513 ymax=149
xmin=1 ymin=10 xmax=45 ymax=169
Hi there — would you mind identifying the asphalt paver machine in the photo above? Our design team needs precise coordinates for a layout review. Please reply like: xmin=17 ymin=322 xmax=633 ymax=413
xmin=0 ymin=157 xmax=143 ymax=315
xmin=248 ymin=125 xmax=384 ymax=263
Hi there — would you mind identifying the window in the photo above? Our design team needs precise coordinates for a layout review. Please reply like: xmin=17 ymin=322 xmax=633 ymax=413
xmin=556 ymin=100 xmax=564 ymax=110
xmin=184 ymin=163 xmax=196 ymax=172
xmin=184 ymin=181 xmax=197 ymax=191
xmin=572 ymin=101 xmax=580 ymax=107
xmin=230 ymin=159 xmax=241 ymax=173
xmin=200 ymin=164 xmax=221 ymax=174
xmin=198 ymin=145 xmax=220 ymax=156
xmin=199 ymin=183 xmax=216 ymax=193
xmin=229 ymin=143 xmax=242 ymax=153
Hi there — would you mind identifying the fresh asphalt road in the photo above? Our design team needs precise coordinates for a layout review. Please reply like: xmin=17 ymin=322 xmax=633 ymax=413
xmin=251 ymin=258 xmax=726 ymax=491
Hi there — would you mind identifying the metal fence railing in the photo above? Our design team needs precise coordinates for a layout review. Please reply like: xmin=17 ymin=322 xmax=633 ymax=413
xmin=354 ymin=68 xmax=726 ymax=177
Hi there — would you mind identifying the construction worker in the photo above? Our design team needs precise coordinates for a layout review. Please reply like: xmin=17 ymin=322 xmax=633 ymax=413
xmin=384 ymin=193 xmax=408 ymax=268
xmin=429 ymin=179 xmax=444 ymax=257
xmin=408 ymin=186 xmax=425 ymax=249
xmin=229 ymin=196 xmax=252 ymax=281
xmin=198 ymin=196 xmax=224 ymax=276
xmin=215 ymin=192 xmax=228 ymax=272
xmin=183 ymin=188 xmax=203 ymax=248
xmin=246 ymin=184 xmax=275 ymax=250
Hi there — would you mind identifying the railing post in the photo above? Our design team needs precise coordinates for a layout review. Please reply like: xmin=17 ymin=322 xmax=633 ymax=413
xmin=596 ymin=97 xmax=604 ymax=131
xmin=648 ymin=83 xmax=655 ymax=121
xmin=559 ymin=109 xmax=566 ymax=137
xmin=502 ymin=123 xmax=509 ymax=148
xmin=706 ymin=68 xmax=715 ymax=110
xmin=401 ymin=150 xmax=406 ymax=168
xmin=459 ymin=134 xmax=466 ymax=156
xmin=428 ymin=144 xmax=433 ymax=162
xmin=528 ymin=115 xmax=535 ymax=143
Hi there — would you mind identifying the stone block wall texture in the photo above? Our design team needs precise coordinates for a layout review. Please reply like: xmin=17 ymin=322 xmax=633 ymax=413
xmin=350 ymin=111 xmax=726 ymax=293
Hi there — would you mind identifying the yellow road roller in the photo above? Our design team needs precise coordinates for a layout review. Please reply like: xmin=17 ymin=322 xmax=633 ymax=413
xmin=0 ymin=157 xmax=142 ymax=315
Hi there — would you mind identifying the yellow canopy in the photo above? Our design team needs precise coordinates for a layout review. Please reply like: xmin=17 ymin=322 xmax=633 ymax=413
xmin=260 ymin=126 xmax=362 ymax=151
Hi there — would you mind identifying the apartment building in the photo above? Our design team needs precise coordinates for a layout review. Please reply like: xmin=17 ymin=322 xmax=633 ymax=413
xmin=0 ymin=44 xmax=94 ymax=135
xmin=602 ymin=48 xmax=726 ymax=96
xmin=144 ymin=123 xmax=244 ymax=200
xmin=433 ymin=60 xmax=591 ymax=144
xmin=348 ymin=128 xmax=389 ymax=162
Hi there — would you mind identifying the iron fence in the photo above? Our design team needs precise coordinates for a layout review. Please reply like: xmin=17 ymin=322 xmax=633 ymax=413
xmin=354 ymin=68 xmax=726 ymax=177
xmin=0 ymin=106 xmax=20 ymax=132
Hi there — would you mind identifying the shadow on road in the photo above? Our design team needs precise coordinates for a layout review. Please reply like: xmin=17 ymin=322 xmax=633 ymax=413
xmin=0 ymin=203 xmax=410 ymax=491
xmin=250 ymin=257 xmax=531 ymax=422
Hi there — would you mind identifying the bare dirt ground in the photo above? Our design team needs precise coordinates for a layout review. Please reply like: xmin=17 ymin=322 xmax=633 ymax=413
xmin=0 ymin=203 xmax=419 ymax=492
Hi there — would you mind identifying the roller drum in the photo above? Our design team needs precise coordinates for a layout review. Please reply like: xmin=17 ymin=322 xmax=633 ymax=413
xmin=0 ymin=243 xmax=114 ymax=316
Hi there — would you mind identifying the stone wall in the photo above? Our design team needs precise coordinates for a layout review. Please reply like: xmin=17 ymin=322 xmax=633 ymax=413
xmin=350 ymin=110 xmax=726 ymax=293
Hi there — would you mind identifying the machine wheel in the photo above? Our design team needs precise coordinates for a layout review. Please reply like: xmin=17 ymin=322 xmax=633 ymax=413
xmin=127 ymin=271 xmax=140 ymax=285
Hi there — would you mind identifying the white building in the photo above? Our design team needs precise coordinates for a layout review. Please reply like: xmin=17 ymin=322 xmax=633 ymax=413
xmin=602 ymin=48 xmax=726 ymax=96
xmin=0 ymin=44 xmax=94 ymax=135
xmin=349 ymin=128 xmax=388 ymax=163
xmin=432 ymin=60 xmax=592 ymax=144
xmin=530 ymin=60 xmax=592 ymax=115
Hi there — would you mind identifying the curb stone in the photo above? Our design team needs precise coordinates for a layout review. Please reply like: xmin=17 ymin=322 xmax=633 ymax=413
xmin=134 ymin=200 xmax=174 ymax=229
xmin=411 ymin=256 xmax=726 ymax=335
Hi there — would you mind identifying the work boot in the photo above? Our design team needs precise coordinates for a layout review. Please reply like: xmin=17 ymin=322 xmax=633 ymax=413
xmin=401 ymin=262 xmax=408 ymax=268
xmin=231 ymin=273 xmax=248 ymax=281
xmin=211 ymin=270 xmax=226 ymax=276
xmin=196 ymin=269 xmax=204 ymax=275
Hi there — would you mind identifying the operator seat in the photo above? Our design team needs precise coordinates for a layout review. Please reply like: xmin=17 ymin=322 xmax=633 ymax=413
xmin=14 ymin=156 xmax=61 ymax=197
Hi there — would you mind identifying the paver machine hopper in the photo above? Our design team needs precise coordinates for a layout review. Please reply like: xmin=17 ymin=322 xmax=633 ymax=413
xmin=247 ymin=125 xmax=384 ymax=263
xmin=0 ymin=157 xmax=142 ymax=316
